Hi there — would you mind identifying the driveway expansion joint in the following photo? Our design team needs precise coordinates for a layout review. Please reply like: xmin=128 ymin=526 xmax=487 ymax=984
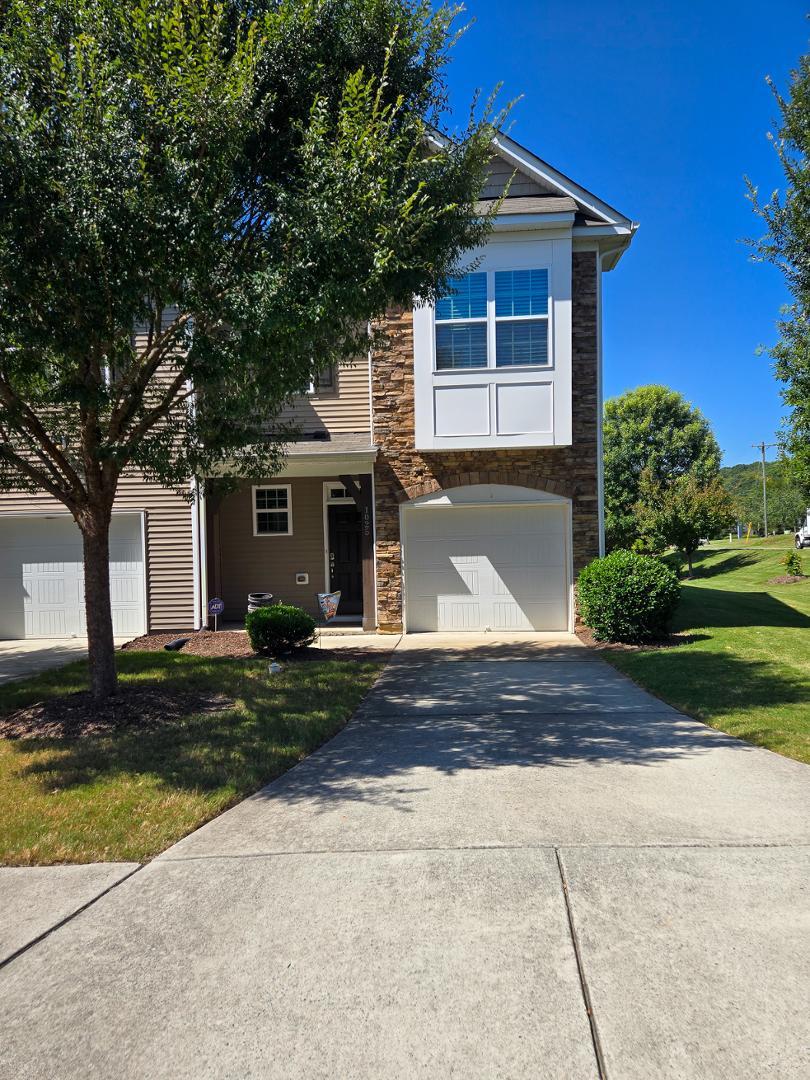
xmin=555 ymin=847 xmax=608 ymax=1079
xmin=0 ymin=864 xmax=143 ymax=973
xmin=155 ymin=840 xmax=810 ymax=864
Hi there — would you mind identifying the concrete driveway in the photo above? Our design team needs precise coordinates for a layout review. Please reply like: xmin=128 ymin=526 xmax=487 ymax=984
xmin=0 ymin=638 xmax=93 ymax=683
xmin=1 ymin=634 xmax=809 ymax=1078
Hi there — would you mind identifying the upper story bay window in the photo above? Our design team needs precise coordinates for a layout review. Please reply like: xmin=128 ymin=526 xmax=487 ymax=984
xmin=413 ymin=236 xmax=573 ymax=450
xmin=435 ymin=268 xmax=550 ymax=371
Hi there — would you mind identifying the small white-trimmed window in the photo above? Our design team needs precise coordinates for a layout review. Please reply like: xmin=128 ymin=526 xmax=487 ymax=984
xmin=435 ymin=268 xmax=550 ymax=370
xmin=307 ymin=365 xmax=336 ymax=396
xmin=253 ymin=485 xmax=292 ymax=536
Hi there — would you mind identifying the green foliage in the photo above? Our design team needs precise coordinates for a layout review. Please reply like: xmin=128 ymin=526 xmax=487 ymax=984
xmin=0 ymin=0 xmax=499 ymax=694
xmin=635 ymin=472 xmax=735 ymax=574
xmin=245 ymin=604 xmax=316 ymax=653
xmin=577 ymin=550 xmax=681 ymax=643
xmin=720 ymin=458 xmax=806 ymax=533
xmin=603 ymin=385 xmax=721 ymax=551
xmin=783 ymin=549 xmax=804 ymax=576
xmin=0 ymin=0 xmax=498 ymax=502
xmin=747 ymin=50 xmax=810 ymax=498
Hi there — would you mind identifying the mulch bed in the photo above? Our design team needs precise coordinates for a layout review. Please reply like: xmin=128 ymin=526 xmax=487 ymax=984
xmin=575 ymin=624 xmax=697 ymax=652
xmin=122 ymin=630 xmax=255 ymax=658
xmin=0 ymin=686 xmax=234 ymax=740
xmin=120 ymin=630 xmax=394 ymax=664
xmin=768 ymin=575 xmax=807 ymax=585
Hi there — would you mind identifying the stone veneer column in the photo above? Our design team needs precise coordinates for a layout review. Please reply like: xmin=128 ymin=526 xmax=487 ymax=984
xmin=371 ymin=251 xmax=599 ymax=632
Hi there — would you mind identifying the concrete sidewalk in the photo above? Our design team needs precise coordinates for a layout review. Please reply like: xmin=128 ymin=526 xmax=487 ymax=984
xmin=0 ymin=638 xmax=130 ymax=684
xmin=1 ymin=635 xmax=809 ymax=1078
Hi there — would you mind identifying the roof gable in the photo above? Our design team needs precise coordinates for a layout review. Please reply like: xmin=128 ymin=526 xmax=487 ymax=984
xmin=487 ymin=132 xmax=633 ymax=227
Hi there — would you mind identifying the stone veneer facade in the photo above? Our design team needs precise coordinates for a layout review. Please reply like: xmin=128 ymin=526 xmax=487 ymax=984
xmin=371 ymin=250 xmax=600 ymax=632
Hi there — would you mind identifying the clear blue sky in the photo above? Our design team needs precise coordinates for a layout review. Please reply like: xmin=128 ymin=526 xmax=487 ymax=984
xmin=443 ymin=0 xmax=806 ymax=465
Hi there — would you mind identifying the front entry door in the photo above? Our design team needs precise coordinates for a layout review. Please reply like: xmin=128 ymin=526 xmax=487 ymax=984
xmin=327 ymin=504 xmax=363 ymax=615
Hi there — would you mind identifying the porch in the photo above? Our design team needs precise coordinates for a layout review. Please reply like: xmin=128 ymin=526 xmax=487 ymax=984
xmin=204 ymin=442 xmax=377 ymax=631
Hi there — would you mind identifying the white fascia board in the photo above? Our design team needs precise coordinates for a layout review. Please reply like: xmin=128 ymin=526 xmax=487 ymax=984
xmin=572 ymin=224 xmax=637 ymax=271
xmin=272 ymin=450 xmax=377 ymax=478
xmin=491 ymin=212 xmax=576 ymax=232
xmin=572 ymin=224 xmax=636 ymax=239
xmin=209 ymin=449 xmax=377 ymax=480
xmin=492 ymin=133 xmax=634 ymax=228
xmin=425 ymin=126 xmax=636 ymax=231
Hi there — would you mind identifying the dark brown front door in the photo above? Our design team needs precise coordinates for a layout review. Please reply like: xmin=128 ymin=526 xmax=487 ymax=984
xmin=327 ymin=504 xmax=363 ymax=615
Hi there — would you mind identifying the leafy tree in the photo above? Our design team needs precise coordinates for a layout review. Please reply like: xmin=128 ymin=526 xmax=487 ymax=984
xmin=747 ymin=48 xmax=810 ymax=499
xmin=634 ymin=471 xmax=735 ymax=577
xmin=0 ymin=0 xmax=497 ymax=697
xmin=603 ymin=385 xmax=722 ymax=550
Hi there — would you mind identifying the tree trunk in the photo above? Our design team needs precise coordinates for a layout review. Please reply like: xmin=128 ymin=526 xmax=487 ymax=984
xmin=80 ymin=509 xmax=118 ymax=700
xmin=686 ymin=550 xmax=694 ymax=578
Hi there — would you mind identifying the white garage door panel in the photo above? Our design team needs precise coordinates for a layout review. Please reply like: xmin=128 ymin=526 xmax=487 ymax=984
xmin=404 ymin=504 xmax=569 ymax=633
xmin=0 ymin=515 xmax=146 ymax=639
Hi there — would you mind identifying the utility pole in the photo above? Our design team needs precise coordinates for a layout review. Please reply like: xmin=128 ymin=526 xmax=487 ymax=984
xmin=752 ymin=441 xmax=778 ymax=536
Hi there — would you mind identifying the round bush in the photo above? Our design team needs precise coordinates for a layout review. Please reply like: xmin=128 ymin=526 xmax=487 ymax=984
xmin=245 ymin=604 xmax=316 ymax=654
xmin=577 ymin=550 xmax=681 ymax=643
xmin=783 ymin=550 xmax=804 ymax=577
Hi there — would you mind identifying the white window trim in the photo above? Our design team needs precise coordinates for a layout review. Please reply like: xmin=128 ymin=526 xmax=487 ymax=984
xmin=414 ymin=234 xmax=572 ymax=450
xmin=252 ymin=484 xmax=293 ymax=537
xmin=323 ymin=482 xmax=356 ymax=506
xmin=307 ymin=364 xmax=337 ymax=397
xmin=434 ymin=269 xmax=552 ymax=372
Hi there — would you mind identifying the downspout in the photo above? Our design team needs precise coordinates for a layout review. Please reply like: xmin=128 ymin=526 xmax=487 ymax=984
xmin=198 ymin=482 xmax=208 ymax=626
xmin=596 ymin=251 xmax=605 ymax=557
xmin=367 ymin=321 xmax=379 ymax=629
xmin=190 ymin=479 xmax=202 ymax=630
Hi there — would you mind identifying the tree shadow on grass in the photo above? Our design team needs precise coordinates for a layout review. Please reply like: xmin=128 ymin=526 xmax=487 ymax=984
xmin=10 ymin=658 xmax=381 ymax=797
xmin=675 ymin=587 xmax=810 ymax=630
xmin=689 ymin=551 xmax=760 ymax=579
xmin=11 ymin=651 xmax=807 ymax=814
xmin=610 ymin=649 xmax=808 ymax=719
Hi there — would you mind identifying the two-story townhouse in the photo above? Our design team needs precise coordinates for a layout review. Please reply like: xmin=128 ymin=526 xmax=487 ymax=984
xmin=0 ymin=133 xmax=634 ymax=640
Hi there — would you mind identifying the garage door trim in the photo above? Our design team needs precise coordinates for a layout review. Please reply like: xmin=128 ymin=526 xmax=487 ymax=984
xmin=400 ymin=484 xmax=573 ymax=633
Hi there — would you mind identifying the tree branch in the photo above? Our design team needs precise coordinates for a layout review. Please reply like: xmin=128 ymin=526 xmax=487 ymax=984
xmin=0 ymin=437 xmax=79 ymax=510
xmin=0 ymin=375 xmax=87 ymax=495
xmin=107 ymin=308 xmax=196 ymax=440
xmin=120 ymin=370 xmax=196 ymax=456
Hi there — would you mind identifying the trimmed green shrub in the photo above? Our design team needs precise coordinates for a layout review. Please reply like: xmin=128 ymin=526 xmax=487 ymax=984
xmin=577 ymin=550 xmax=681 ymax=643
xmin=783 ymin=550 xmax=804 ymax=577
xmin=245 ymin=604 xmax=316 ymax=654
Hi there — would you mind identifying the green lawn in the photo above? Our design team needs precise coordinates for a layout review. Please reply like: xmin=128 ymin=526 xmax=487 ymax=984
xmin=0 ymin=652 xmax=381 ymax=866
xmin=603 ymin=535 xmax=810 ymax=764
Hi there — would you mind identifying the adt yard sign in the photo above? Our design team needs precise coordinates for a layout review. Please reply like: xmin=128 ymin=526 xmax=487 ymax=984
xmin=208 ymin=597 xmax=225 ymax=629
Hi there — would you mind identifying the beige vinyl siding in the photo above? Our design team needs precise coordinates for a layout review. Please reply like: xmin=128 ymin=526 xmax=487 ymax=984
xmin=277 ymin=357 xmax=371 ymax=436
xmin=481 ymin=157 xmax=547 ymax=199
xmin=0 ymin=473 xmax=195 ymax=631
xmin=213 ymin=476 xmax=340 ymax=620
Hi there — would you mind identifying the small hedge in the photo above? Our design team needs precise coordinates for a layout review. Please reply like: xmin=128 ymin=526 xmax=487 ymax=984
xmin=783 ymin=550 xmax=804 ymax=577
xmin=577 ymin=550 xmax=681 ymax=643
xmin=245 ymin=603 xmax=316 ymax=654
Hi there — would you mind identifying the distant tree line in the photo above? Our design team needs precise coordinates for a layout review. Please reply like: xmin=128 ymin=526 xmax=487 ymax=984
xmin=719 ymin=459 xmax=806 ymax=534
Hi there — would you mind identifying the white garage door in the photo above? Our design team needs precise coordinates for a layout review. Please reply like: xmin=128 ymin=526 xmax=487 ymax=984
xmin=0 ymin=514 xmax=146 ymax=639
xmin=404 ymin=502 xmax=570 ymax=632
